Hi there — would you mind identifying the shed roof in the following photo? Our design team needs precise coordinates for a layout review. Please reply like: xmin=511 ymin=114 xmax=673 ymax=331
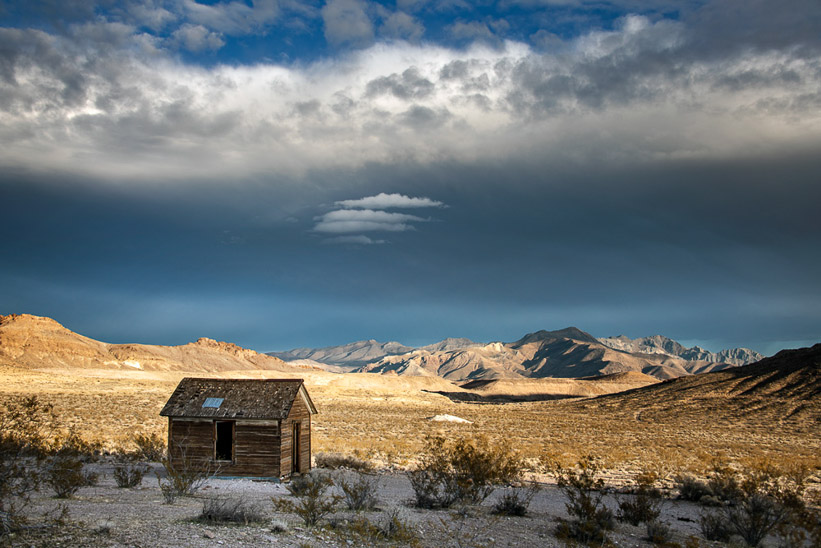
xmin=159 ymin=378 xmax=317 ymax=419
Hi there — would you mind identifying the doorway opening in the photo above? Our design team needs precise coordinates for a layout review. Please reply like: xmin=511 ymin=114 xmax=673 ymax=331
xmin=292 ymin=422 xmax=301 ymax=474
xmin=215 ymin=421 xmax=234 ymax=461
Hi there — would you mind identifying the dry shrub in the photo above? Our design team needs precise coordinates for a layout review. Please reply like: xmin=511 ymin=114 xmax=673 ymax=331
xmin=273 ymin=470 xmax=341 ymax=527
xmin=45 ymin=454 xmax=98 ymax=499
xmin=617 ymin=469 xmax=663 ymax=526
xmin=646 ymin=520 xmax=675 ymax=546
xmin=113 ymin=462 xmax=149 ymax=488
xmin=408 ymin=433 xmax=524 ymax=509
xmin=698 ymin=511 xmax=733 ymax=542
xmin=0 ymin=396 xmax=56 ymax=534
xmin=435 ymin=506 xmax=500 ymax=548
xmin=675 ymin=473 xmax=712 ymax=502
xmin=133 ymin=432 xmax=165 ymax=462
xmin=199 ymin=497 xmax=264 ymax=524
xmin=338 ymin=470 xmax=380 ymax=511
xmin=156 ymin=443 xmax=216 ymax=503
xmin=340 ymin=507 xmax=420 ymax=547
xmin=697 ymin=460 xmax=812 ymax=547
xmin=315 ymin=452 xmax=372 ymax=472
xmin=552 ymin=455 xmax=614 ymax=547
xmin=492 ymin=481 xmax=540 ymax=516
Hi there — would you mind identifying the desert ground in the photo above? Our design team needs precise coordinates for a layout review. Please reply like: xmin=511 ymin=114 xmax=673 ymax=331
xmin=1 ymin=361 xmax=820 ymax=547
xmin=1 ymin=364 xmax=818 ymax=474
xmin=10 ymin=461 xmax=723 ymax=548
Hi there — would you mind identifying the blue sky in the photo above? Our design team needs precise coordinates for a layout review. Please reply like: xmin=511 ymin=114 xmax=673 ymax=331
xmin=1 ymin=0 xmax=820 ymax=355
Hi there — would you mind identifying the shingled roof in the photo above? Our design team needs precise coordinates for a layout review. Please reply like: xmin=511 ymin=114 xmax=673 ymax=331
xmin=160 ymin=378 xmax=317 ymax=420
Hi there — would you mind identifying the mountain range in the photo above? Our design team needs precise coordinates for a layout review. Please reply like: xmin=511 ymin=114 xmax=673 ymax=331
xmin=271 ymin=327 xmax=763 ymax=382
xmin=0 ymin=314 xmax=765 ymax=384
xmin=0 ymin=314 xmax=298 ymax=373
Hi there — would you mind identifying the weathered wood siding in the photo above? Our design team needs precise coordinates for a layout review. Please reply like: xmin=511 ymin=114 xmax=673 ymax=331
xmin=168 ymin=419 xmax=213 ymax=466
xmin=168 ymin=418 xmax=282 ymax=477
xmin=280 ymin=393 xmax=312 ymax=475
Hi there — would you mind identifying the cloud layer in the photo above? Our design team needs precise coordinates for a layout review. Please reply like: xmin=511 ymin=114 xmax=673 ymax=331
xmin=1 ymin=8 xmax=819 ymax=180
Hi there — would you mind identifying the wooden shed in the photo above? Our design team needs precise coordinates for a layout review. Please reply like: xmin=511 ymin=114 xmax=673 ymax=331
xmin=159 ymin=378 xmax=317 ymax=479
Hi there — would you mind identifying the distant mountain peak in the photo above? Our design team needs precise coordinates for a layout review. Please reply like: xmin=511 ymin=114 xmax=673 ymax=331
xmin=598 ymin=334 xmax=764 ymax=366
xmin=1 ymin=313 xmax=66 ymax=328
xmin=513 ymin=327 xmax=599 ymax=345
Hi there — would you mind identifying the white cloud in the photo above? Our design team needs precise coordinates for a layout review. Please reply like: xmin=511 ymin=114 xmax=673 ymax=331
xmin=336 ymin=192 xmax=444 ymax=209
xmin=314 ymin=209 xmax=429 ymax=233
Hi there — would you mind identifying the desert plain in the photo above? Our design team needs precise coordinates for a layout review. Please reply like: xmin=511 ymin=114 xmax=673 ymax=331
xmin=1 ymin=315 xmax=819 ymax=547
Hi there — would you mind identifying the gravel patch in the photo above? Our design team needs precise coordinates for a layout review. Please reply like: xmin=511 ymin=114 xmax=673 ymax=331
xmin=6 ymin=462 xmax=745 ymax=547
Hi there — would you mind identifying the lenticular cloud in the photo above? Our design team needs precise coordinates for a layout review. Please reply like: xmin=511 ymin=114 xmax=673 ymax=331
xmin=315 ymin=193 xmax=446 ymax=243
xmin=335 ymin=193 xmax=444 ymax=209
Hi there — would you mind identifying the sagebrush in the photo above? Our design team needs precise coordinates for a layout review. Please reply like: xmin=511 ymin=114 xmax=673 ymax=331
xmin=408 ymin=433 xmax=524 ymax=509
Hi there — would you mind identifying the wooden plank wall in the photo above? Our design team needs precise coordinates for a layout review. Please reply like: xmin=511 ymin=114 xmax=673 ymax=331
xmin=169 ymin=419 xmax=281 ymax=477
xmin=280 ymin=393 xmax=312 ymax=475
xmin=232 ymin=422 xmax=280 ymax=477
xmin=168 ymin=419 xmax=213 ymax=467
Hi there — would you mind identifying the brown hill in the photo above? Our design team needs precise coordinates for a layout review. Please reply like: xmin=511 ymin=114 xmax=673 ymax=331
xmin=443 ymin=371 xmax=659 ymax=402
xmin=0 ymin=314 xmax=299 ymax=373
xmin=584 ymin=344 xmax=821 ymax=422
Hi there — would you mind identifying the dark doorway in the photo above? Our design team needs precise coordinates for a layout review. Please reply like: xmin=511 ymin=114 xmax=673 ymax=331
xmin=292 ymin=422 xmax=301 ymax=474
xmin=215 ymin=421 xmax=234 ymax=461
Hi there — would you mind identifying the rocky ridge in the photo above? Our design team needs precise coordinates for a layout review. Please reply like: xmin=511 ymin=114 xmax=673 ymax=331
xmin=598 ymin=334 xmax=763 ymax=366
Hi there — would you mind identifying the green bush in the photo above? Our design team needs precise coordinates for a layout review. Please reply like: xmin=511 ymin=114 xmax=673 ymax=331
xmin=552 ymin=455 xmax=614 ymax=547
xmin=408 ymin=434 xmax=524 ymax=509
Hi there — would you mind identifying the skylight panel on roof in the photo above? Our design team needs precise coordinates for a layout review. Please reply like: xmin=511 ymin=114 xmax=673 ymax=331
xmin=203 ymin=397 xmax=224 ymax=408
